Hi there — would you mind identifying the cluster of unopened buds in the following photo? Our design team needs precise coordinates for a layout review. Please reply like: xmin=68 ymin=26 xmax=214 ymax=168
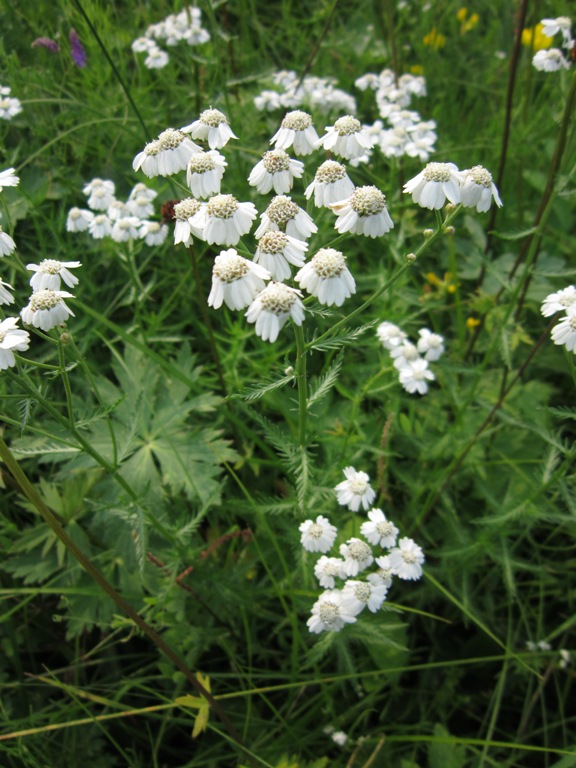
xmin=299 ymin=466 xmax=424 ymax=634
xmin=377 ymin=321 xmax=445 ymax=395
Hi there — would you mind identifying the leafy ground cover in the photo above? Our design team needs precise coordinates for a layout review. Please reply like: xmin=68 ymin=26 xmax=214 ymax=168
xmin=0 ymin=1 xmax=575 ymax=766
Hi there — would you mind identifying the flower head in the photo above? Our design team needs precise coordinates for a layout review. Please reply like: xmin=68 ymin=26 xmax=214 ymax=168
xmin=0 ymin=278 xmax=14 ymax=306
xmin=314 ymin=556 xmax=345 ymax=588
xmin=248 ymin=149 xmax=304 ymax=195
xmin=551 ymin=308 xmax=576 ymax=352
xmin=360 ymin=509 xmax=399 ymax=548
xmin=417 ymin=328 xmax=445 ymax=361
xmin=21 ymin=290 xmax=75 ymax=331
xmin=403 ymin=162 xmax=462 ymax=209
xmin=391 ymin=340 xmax=421 ymax=370
xmin=69 ymin=29 xmax=87 ymax=67
xmin=0 ymin=167 xmax=19 ymax=192
xmin=330 ymin=186 xmax=394 ymax=238
xmin=388 ymin=537 xmax=425 ymax=580
xmin=377 ymin=321 xmax=407 ymax=350
xmin=532 ymin=49 xmax=571 ymax=72
xmin=245 ymin=281 xmax=304 ymax=342
xmin=203 ymin=194 xmax=257 ymax=245
xmin=88 ymin=214 xmax=112 ymax=239
xmin=305 ymin=160 xmax=355 ymax=208
xmin=255 ymin=195 xmax=318 ymax=240
xmin=299 ymin=515 xmax=338 ymax=553
xmin=339 ymin=538 xmax=374 ymax=577
xmin=541 ymin=286 xmax=576 ymax=317
xmin=26 ymin=259 xmax=81 ymax=291
xmin=181 ymin=108 xmax=238 ymax=149
xmin=173 ymin=197 xmax=204 ymax=244
xmin=335 ymin=466 xmax=376 ymax=512
xmin=254 ymin=230 xmax=308 ymax=281
xmin=133 ymin=128 xmax=201 ymax=177
xmin=270 ymin=110 xmax=319 ymax=155
xmin=341 ymin=578 xmax=388 ymax=615
xmin=186 ymin=150 xmax=227 ymax=198
xmin=316 ymin=115 xmax=374 ymax=160
xmin=460 ymin=166 xmax=503 ymax=212
xmin=0 ymin=226 xmax=16 ymax=256
xmin=399 ymin=358 xmax=435 ymax=395
xmin=295 ymin=248 xmax=355 ymax=307
xmin=307 ymin=589 xmax=357 ymax=633
xmin=139 ymin=220 xmax=169 ymax=246
xmin=208 ymin=249 xmax=270 ymax=311
xmin=0 ymin=317 xmax=30 ymax=369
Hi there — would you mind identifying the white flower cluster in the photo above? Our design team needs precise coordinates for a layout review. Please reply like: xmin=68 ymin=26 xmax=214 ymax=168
xmin=377 ymin=321 xmax=445 ymax=395
xmin=0 ymin=84 xmax=23 ymax=121
xmin=533 ymin=17 xmax=573 ymax=72
xmin=404 ymin=161 xmax=503 ymax=212
xmin=132 ymin=109 xmax=397 ymax=342
xmin=131 ymin=5 xmax=210 ymax=70
xmin=66 ymin=178 xmax=168 ymax=246
xmin=541 ymin=285 xmax=576 ymax=352
xmin=254 ymin=70 xmax=356 ymax=114
xmin=300 ymin=466 xmax=424 ymax=634
xmin=353 ymin=69 xmax=437 ymax=163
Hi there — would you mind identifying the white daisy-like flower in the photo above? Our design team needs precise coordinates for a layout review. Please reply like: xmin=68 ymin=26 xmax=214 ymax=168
xmin=133 ymin=128 xmax=200 ymax=177
xmin=403 ymin=162 xmax=462 ymax=209
xmin=460 ymin=166 xmax=503 ymax=213
xmin=314 ymin=556 xmax=345 ymax=589
xmin=128 ymin=183 xmax=158 ymax=203
xmin=371 ymin=558 xmax=394 ymax=589
xmin=377 ymin=321 xmax=407 ymax=350
xmin=391 ymin=341 xmax=421 ymax=370
xmin=88 ymin=214 xmax=112 ymax=240
xmin=355 ymin=73 xmax=381 ymax=91
xmin=111 ymin=216 xmax=142 ymax=243
xmin=360 ymin=509 xmax=399 ymax=549
xmin=131 ymin=36 xmax=157 ymax=53
xmin=330 ymin=186 xmax=394 ymax=238
xmin=0 ymin=227 xmax=16 ymax=256
xmin=186 ymin=150 xmax=227 ymax=198
xmin=82 ymin=178 xmax=115 ymax=197
xmin=87 ymin=185 xmax=116 ymax=211
xmin=248 ymin=149 xmax=304 ymax=195
xmin=339 ymin=538 xmax=374 ymax=577
xmin=173 ymin=198 xmax=204 ymax=244
xmin=208 ymin=248 xmax=270 ymax=311
xmin=532 ymin=49 xmax=571 ymax=72
xmin=315 ymin=115 xmax=374 ymax=160
xmin=388 ymin=537 xmax=425 ymax=580
xmin=341 ymin=578 xmax=389 ymax=615
xmin=181 ymin=108 xmax=238 ymax=149
xmin=330 ymin=731 xmax=348 ymax=747
xmin=0 ymin=95 xmax=22 ymax=121
xmin=0 ymin=278 xmax=14 ymax=305
xmin=270 ymin=110 xmax=319 ymax=155
xmin=107 ymin=200 xmax=129 ymax=221
xmin=541 ymin=17 xmax=573 ymax=46
xmin=551 ymin=308 xmax=576 ymax=352
xmin=335 ymin=466 xmax=376 ymax=512
xmin=307 ymin=589 xmax=357 ymax=634
xmin=295 ymin=248 xmax=355 ymax=307
xmin=0 ymin=167 xmax=19 ymax=192
xmin=245 ymin=281 xmax=305 ymax=343
xmin=66 ymin=207 xmax=94 ymax=233
xmin=541 ymin=285 xmax=576 ymax=316
xmin=144 ymin=46 xmax=169 ymax=69
xmin=305 ymin=160 xmax=355 ymax=208
xmin=254 ymin=90 xmax=283 ymax=111
xmin=0 ymin=317 xmax=30 ymax=369
xmin=139 ymin=220 xmax=168 ymax=246
xmin=299 ymin=515 xmax=338 ymax=554
xmin=26 ymin=259 xmax=81 ymax=291
xmin=126 ymin=196 xmax=155 ymax=219
xmin=254 ymin=230 xmax=308 ymax=281
xmin=203 ymin=194 xmax=257 ymax=246
xmin=399 ymin=359 xmax=435 ymax=395
xmin=255 ymin=195 xmax=318 ymax=240
xmin=417 ymin=328 xmax=445 ymax=361
xmin=21 ymin=290 xmax=75 ymax=331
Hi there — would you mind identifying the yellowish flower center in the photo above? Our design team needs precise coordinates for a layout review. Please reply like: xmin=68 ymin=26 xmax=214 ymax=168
xmin=258 ymin=231 xmax=289 ymax=254
xmin=282 ymin=111 xmax=312 ymax=131
xmin=266 ymin=195 xmax=299 ymax=225
xmin=350 ymin=186 xmax=387 ymax=216
xmin=315 ymin=160 xmax=347 ymax=183
xmin=259 ymin=282 xmax=298 ymax=313
xmin=213 ymin=253 xmax=249 ymax=283
xmin=333 ymin=115 xmax=361 ymax=135
xmin=207 ymin=194 xmax=238 ymax=219
xmin=29 ymin=290 xmax=62 ymax=311
xmin=310 ymin=248 xmax=346 ymax=279
xmin=174 ymin=198 xmax=201 ymax=220
xmin=262 ymin=150 xmax=291 ymax=173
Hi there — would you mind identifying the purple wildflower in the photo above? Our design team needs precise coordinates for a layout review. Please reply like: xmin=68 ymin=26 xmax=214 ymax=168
xmin=69 ymin=29 xmax=87 ymax=68
xmin=32 ymin=37 xmax=60 ymax=53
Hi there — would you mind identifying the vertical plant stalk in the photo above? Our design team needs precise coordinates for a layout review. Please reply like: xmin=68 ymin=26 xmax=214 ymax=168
xmin=294 ymin=324 xmax=308 ymax=446
xmin=296 ymin=0 xmax=339 ymax=89
xmin=0 ymin=435 xmax=243 ymax=746
xmin=375 ymin=0 xmax=400 ymax=75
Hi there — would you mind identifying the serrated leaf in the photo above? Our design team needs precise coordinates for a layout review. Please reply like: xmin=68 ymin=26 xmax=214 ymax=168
xmin=309 ymin=320 xmax=377 ymax=351
xmin=307 ymin=353 xmax=343 ymax=408
xmin=229 ymin=372 xmax=294 ymax=402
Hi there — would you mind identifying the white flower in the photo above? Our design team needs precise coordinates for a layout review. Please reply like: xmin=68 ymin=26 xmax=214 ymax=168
xmin=399 ymin=359 xmax=435 ymax=395
xmin=341 ymin=578 xmax=388 ymax=615
xmin=417 ymin=328 xmax=445 ymax=361
xmin=339 ymin=538 xmax=374 ymax=577
xmin=335 ymin=466 xmax=376 ymax=512
xmin=88 ymin=214 xmax=112 ymax=240
xmin=203 ymin=194 xmax=257 ymax=246
xmin=173 ymin=198 xmax=204 ymax=244
xmin=0 ymin=167 xmax=19 ymax=191
xmin=372 ymin=556 xmax=394 ymax=589
xmin=0 ymin=278 xmax=14 ymax=305
xmin=330 ymin=731 xmax=348 ymax=747
xmin=330 ymin=186 xmax=394 ymax=238
xmin=255 ymin=195 xmax=318 ymax=240
xmin=248 ymin=149 xmax=304 ymax=195
xmin=270 ymin=110 xmax=319 ymax=155
xmin=26 ymin=260 xmax=81 ymax=291
xmin=460 ymin=166 xmax=503 ymax=213
xmin=254 ymin=90 xmax=283 ymax=111
xmin=128 ymin=183 xmax=157 ymax=202
xmin=551 ymin=308 xmax=576 ymax=352
xmin=388 ymin=537 xmax=424 ymax=580
xmin=299 ymin=515 xmax=338 ymax=553
xmin=355 ymin=73 xmax=381 ymax=90
xmin=21 ymin=290 xmax=75 ymax=331
xmin=107 ymin=200 xmax=129 ymax=221
xmin=139 ymin=220 xmax=168 ymax=245
xmin=245 ymin=281 xmax=304 ymax=343
xmin=186 ymin=150 xmax=227 ymax=198
xmin=66 ymin=207 xmax=94 ymax=232
xmin=181 ymin=108 xmax=238 ymax=149
xmin=541 ymin=285 xmax=576 ymax=316
xmin=295 ymin=248 xmax=355 ymax=307
xmin=360 ymin=509 xmax=399 ymax=548
xmin=254 ymin=230 xmax=308 ymax=281
xmin=144 ymin=46 xmax=169 ymax=69
xmin=315 ymin=115 xmax=374 ymax=160
xmin=0 ymin=227 xmax=16 ymax=256
xmin=87 ymin=185 xmax=116 ymax=211
xmin=208 ymin=249 xmax=270 ymax=311
xmin=307 ymin=589 xmax=357 ymax=633
xmin=403 ymin=162 xmax=462 ymax=209
xmin=133 ymin=128 xmax=200 ymax=177
xmin=540 ymin=17 xmax=573 ymax=47
xmin=132 ymin=36 xmax=157 ymax=53
xmin=111 ymin=216 xmax=142 ymax=242
xmin=0 ymin=317 xmax=30 ymax=369
xmin=0 ymin=95 xmax=22 ymax=121
xmin=532 ymin=49 xmax=571 ymax=72
xmin=391 ymin=341 xmax=421 ymax=370
xmin=82 ymin=178 xmax=115 ymax=197
xmin=126 ymin=196 xmax=154 ymax=219
xmin=314 ymin=556 xmax=345 ymax=588
xmin=377 ymin=321 xmax=407 ymax=350
xmin=305 ymin=160 xmax=355 ymax=208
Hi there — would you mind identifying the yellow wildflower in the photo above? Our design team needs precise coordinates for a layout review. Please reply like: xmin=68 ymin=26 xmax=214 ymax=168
xmin=410 ymin=64 xmax=424 ymax=76
xmin=521 ymin=23 xmax=553 ymax=51
xmin=466 ymin=317 xmax=481 ymax=329
xmin=423 ymin=28 xmax=447 ymax=49
xmin=457 ymin=8 xmax=479 ymax=33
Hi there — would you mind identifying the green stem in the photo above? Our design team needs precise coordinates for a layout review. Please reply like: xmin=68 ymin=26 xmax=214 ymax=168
xmin=294 ymin=324 xmax=307 ymax=446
